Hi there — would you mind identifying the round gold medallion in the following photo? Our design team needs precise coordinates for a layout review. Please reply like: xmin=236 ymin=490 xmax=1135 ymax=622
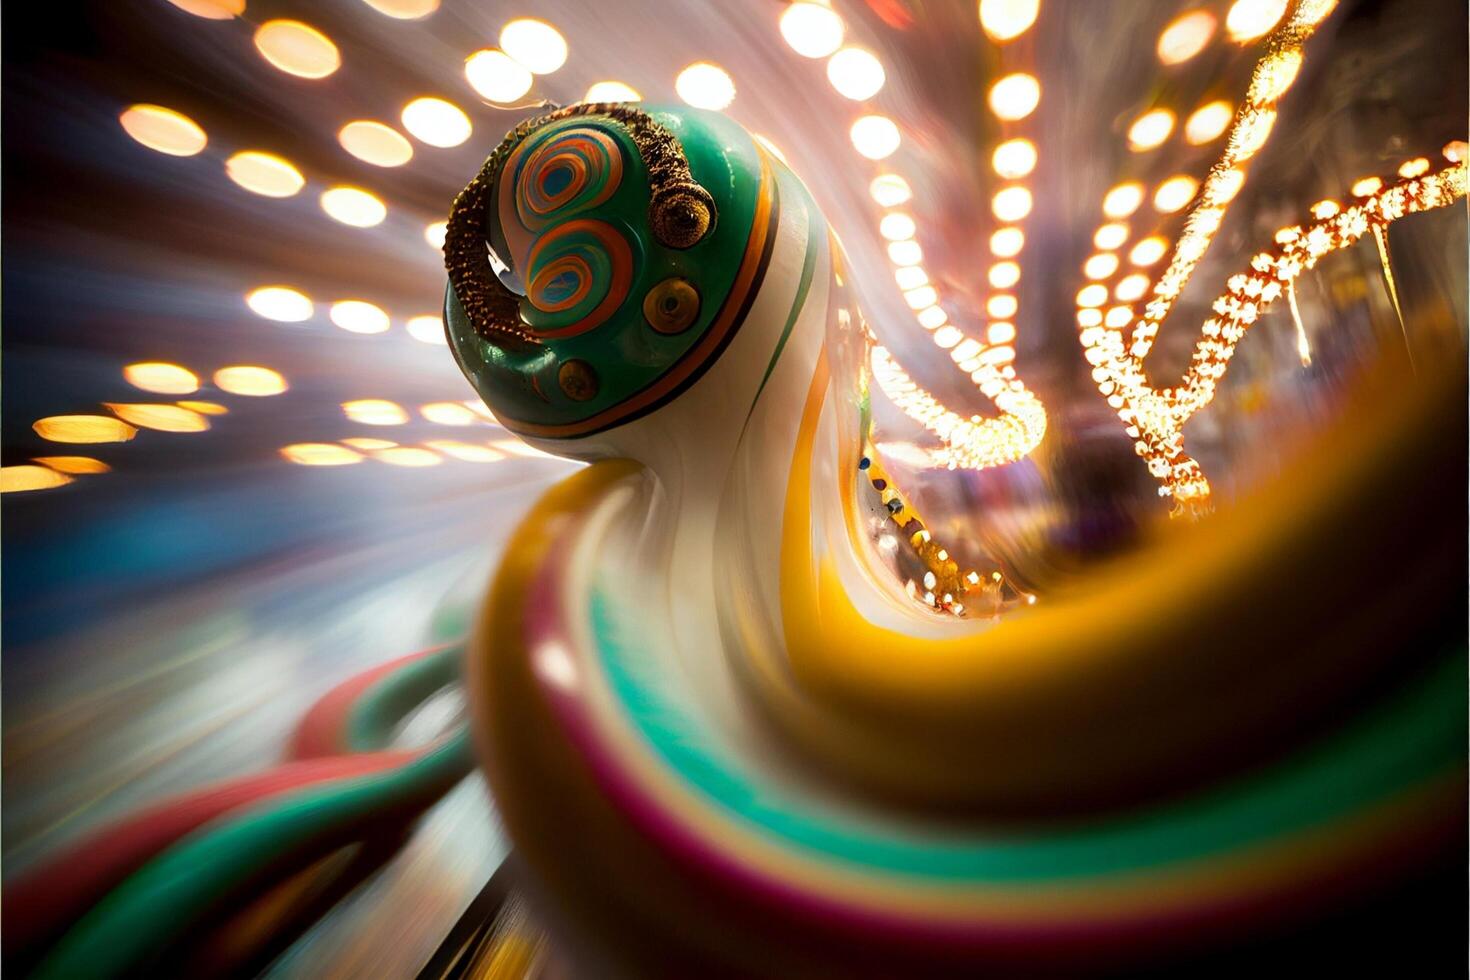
xmin=557 ymin=359 xmax=599 ymax=401
xmin=642 ymin=277 xmax=701 ymax=335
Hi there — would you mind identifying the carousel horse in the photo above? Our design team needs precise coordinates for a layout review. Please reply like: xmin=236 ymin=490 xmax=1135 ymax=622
xmin=442 ymin=103 xmax=1466 ymax=976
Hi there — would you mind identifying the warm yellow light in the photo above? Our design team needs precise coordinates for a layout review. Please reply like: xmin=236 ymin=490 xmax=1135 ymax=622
xmin=827 ymin=47 xmax=885 ymax=101
xmin=465 ymin=49 xmax=534 ymax=104
xmin=254 ymin=20 xmax=340 ymax=79
xmin=499 ymin=18 xmax=567 ymax=74
xmin=281 ymin=443 xmax=363 ymax=466
xmin=34 ymin=456 xmax=111 ymax=474
xmin=870 ymin=174 xmax=912 ymax=207
xmin=425 ymin=440 xmax=505 ymax=462
xmin=987 ymin=294 xmax=1019 ymax=318
xmin=425 ymin=221 xmax=448 ymax=250
xmin=675 ymin=62 xmax=736 ymax=110
xmin=360 ymin=0 xmax=439 ymax=18
xmin=1444 ymin=140 xmax=1468 ymax=163
xmin=1351 ymin=175 xmax=1383 ymax=197
xmin=1128 ymin=109 xmax=1175 ymax=151
xmin=1076 ymin=284 xmax=1109 ymax=308
xmin=1215 ymin=167 xmax=1245 ymax=203
xmin=401 ymin=97 xmax=472 ymax=148
xmin=1248 ymin=49 xmax=1301 ymax=102
xmin=882 ymin=239 xmax=917 ymax=265
xmin=329 ymin=299 xmax=391 ymax=334
xmin=888 ymin=239 xmax=923 ymax=265
xmin=166 ymin=0 xmax=245 ymax=18
xmin=1076 ymin=308 xmax=1103 ymax=328
xmin=178 ymin=400 xmax=228 ymax=415
xmin=1 ymin=465 xmax=73 ymax=493
xmin=1153 ymin=175 xmax=1198 ymax=213
xmin=988 ymin=261 xmax=1021 ymax=289
xmin=214 ymin=365 xmax=287 ymax=396
xmin=1114 ymin=273 xmax=1150 ymax=302
xmin=991 ymin=185 xmax=1033 ymax=221
xmin=1104 ymin=305 xmax=1134 ymax=328
xmin=421 ymin=401 xmax=479 ymax=425
xmin=33 ymin=415 xmax=137 ymax=444
xmin=375 ymin=446 xmax=442 ymax=467
xmin=1183 ymin=101 xmax=1233 ymax=145
xmin=894 ymin=266 xmax=928 ymax=291
xmin=991 ymin=138 xmax=1037 ymax=178
xmin=1084 ymin=253 xmax=1119 ymax=279
xmin=124 ymin=361 xmax=199 ymax=395
xmin=224 ymin=151 xmax=304 ymax=198
xmin=1157 ymin=10 xmax=1216 ymax=65
xmin=779 ymin=2 xmax=845 ymax=58
xmin=338 ymin=121 xmax=414 ymax=167
xmin=904 ymin=285 xmax=939 ymax=310
xmin=106 ymin=403 xmax=209 ymax=433
xmin=1102 ymin=182 xmax=1144 ymax=218
xmin=343 ymin=399 xmax=409 ymax=425
xmin=917 ymin=306 xmax=948 ymax=329
xmin=320 ymin=186 xmax=387 ymax=228
xmin=1310 ymin=199 xmax=1340 ymax=219
xmin=987 ymin=73 xmax=1040 ymax=120
xmin=247 ymin=286 xmax=313 ymax=322
xmin=1225 ymin=0 xmax=1287 ymax=42
xmin=850 ymin=115 xmax=900 ymax=159
xmin=979 ymin=0 xmax=1040 ymax=42
xmin=1093 ymin=223 xmax=1129 ymax=250
xmin=1129 ymin=236 xmax=1168 ymax=266
xmin=119 ymin=104 xmax=206 ymax=156
xmin=342 ymin=437 xmax=397 ymax=451
xmin=1398 ymin=157 xmax=1430 ymax=179
xmin=987 ymin=321 xmax=1017 ymax=344
xmin=879 ymin=212 xmax=916 ymax=241
xmin=406 ymin=315 xmax=446 ymax=344
xmin=585 ymin=80 xmax=641 ymax=102
xmin=990 ymin=227 xmax=1025 ymax=257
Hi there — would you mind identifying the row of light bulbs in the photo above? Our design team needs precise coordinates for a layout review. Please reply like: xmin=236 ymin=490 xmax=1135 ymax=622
xmin=775 ymin=0 xmax=1049 ymax=470
xmin=1071 ymin=0 xmax=1468 ymax=515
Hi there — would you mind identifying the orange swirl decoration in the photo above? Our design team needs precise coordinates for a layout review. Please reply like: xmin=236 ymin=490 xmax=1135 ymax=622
xmin=512 ymin=125 xmax=624 ymax=233
xmin=524 ymin=219 xmax=633 ymax=339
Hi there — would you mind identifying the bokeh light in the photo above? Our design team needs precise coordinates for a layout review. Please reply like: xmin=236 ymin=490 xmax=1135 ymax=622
xmin=401 ymin=97 xmax=472 ymax=147
xmin=1157 ymin=10 xmax=1216 ymax=64
xmin=850 ymin=115 xmax=900 ymax=159
xmin=330 ymin=299 xmax=392 ymax=334
xmin=584 ymin=80 xmax=641 ymax=102
xmin=465 ymin=50 xmax=535 ymax=104
xmin=225 ymin=151 xmax=306 ymax=196
xmin=826 ymin=47 xmax=885 ymax=101
xmin=119 ymin=104 xmax=206 ymax=156
xmin=253 ymin=20 xmax=341 ymax=79
xmin=979 ymin=0 xmax=1041 ymax=42
xmin=214 ymin=365 xmax=288 ymax=396
xmin=779 ymin=2 xmax=844 ymax=58
xmin=675 ymin=62 xmax=736 ymax=110
xmin=338 ymin=121 xmax=415 ymax=167
xmin=124 ymin=362 xmax=200 ymax=394
xmin=246 ymin=286 xmax=314 ymax=322
xmin=499 ymin=19 xmax=568 ymax=74
xmin=320 ymin=186 xmax=388 ymax=228
xmin=987 ymin=73 xmax=1041 ymax=120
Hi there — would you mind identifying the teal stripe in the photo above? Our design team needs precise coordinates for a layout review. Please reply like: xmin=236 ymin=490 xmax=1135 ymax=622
xmin=591 ymin=584 xmax=1462 ymax=883
xmin=347 ymin=642 xmax=465 ymax=752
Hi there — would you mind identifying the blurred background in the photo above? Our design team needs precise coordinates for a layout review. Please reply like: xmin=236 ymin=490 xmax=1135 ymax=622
xmin=3 ymin=0 xmax=1464 ymax=975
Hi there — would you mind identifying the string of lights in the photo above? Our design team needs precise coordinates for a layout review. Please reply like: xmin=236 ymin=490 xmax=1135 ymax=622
xmin=778 ymin=0 xmax=1050 ymax=473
